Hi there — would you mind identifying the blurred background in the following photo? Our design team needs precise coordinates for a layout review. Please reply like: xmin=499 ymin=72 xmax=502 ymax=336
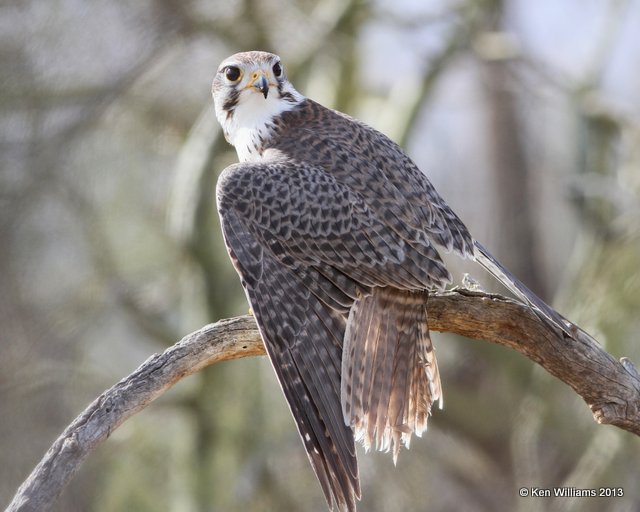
xmin=2 ymin=0 xmax=640 ymax=511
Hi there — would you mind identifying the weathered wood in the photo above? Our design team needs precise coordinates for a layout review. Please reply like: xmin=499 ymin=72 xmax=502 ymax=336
xmin=427 ymin=290 xmax=640 ymax=434
xmin=6 ymin=318 xmax=264 ymax=512
xmin=6 ymin=289 xmax=640 ymax=512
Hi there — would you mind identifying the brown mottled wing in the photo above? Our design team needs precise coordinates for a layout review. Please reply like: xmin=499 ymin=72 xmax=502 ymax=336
xmin=276 ymin=100 xmax=475 ymax=259
xmin=219 ymin=205 xmax=359 ymax=511
xmin=275 ymin=99 xmax=571 ymax=336
xmin=216 ymin=160 xmax=450 ymax=510
xmin=217 ymin=160 xmax=453 ymax=292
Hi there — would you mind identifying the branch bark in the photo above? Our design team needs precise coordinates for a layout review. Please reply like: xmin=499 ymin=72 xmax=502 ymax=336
xmin=6 ymin=289 xmax=640 ymax=512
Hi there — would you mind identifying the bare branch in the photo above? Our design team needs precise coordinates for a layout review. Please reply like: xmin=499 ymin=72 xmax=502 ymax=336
xmin=6 ymin=289 xmax=640 ymax=512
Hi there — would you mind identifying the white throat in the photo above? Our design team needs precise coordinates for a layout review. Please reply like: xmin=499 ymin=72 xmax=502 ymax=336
xmin=218 ymin=87 xmax=304 ymax=162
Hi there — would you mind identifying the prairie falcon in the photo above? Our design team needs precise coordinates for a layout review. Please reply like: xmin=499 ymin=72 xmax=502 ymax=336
xmin=212 ymin=51 xmax=571 ymax=511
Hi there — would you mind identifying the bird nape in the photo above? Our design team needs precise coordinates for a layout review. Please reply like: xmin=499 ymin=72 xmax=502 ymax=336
xmin=211 ymin=50 xmax=573 ymax=512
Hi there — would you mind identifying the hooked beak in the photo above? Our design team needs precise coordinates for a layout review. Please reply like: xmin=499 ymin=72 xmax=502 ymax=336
xmin=247 ymin=71 xmax=270 ymax=99
xmin=254 ymin=75 xmax=269 ymax=99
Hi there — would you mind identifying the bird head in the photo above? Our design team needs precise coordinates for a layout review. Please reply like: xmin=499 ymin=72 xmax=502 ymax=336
xmin=212 ymin=51 xmax=304 ymax=154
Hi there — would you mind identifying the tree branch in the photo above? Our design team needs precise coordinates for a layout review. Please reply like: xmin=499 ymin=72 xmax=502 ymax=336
xmin=7 ymin=289 xmax=640 ymax=512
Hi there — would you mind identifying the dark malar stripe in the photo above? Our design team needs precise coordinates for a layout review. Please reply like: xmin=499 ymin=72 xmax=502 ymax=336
xmin=223 ymin=89 xmax=240 ymax=115
xmin=277 ymin=82 xmax=298 ymax=104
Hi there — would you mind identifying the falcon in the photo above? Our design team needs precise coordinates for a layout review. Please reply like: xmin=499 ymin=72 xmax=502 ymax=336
xmin=211 ymin=50 xmax=572 ymax=511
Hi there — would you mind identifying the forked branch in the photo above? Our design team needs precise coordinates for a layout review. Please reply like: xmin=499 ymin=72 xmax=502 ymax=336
xmin=6 ymin=289 xmax=640 ymax=512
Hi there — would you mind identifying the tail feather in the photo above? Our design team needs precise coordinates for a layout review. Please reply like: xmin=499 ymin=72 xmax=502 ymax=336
xmin=473 ymin=241 xmax=573 ymax=337
xmin=341 ymin=288 xmax=441 ymax=463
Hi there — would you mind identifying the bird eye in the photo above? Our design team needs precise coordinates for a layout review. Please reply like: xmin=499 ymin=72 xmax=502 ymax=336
xmin=224 ymin=66 xmax=241 ymax=82
xmin=272 ymin=62 xmax=282 ymax=77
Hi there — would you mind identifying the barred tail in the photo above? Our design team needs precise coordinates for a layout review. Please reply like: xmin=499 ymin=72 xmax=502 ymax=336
xmin=341 ymin=288 xmax=441 ymax=464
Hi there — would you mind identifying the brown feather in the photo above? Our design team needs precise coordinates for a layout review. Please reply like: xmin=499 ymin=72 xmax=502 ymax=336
xmin=341 ymin=288 xmax=441 ymax=463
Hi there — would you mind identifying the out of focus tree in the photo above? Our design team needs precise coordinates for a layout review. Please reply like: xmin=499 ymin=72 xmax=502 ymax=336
xmin=1 ymin=1 xmax=639 ymax=511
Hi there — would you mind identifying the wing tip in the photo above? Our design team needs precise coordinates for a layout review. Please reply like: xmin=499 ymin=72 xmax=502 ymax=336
xmin=472 ymin=241 xmax=575 ymax=338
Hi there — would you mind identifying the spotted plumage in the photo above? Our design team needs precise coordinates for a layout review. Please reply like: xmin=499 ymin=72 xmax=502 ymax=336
xmin=211 ymin=51 xmax=572 ymax=512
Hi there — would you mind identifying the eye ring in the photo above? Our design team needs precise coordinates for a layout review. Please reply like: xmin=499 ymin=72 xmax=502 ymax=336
xmin=224 ymin=66 xmax=242 ymax=82
xmin=272 ymin=62 xmax=282 ymax=78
